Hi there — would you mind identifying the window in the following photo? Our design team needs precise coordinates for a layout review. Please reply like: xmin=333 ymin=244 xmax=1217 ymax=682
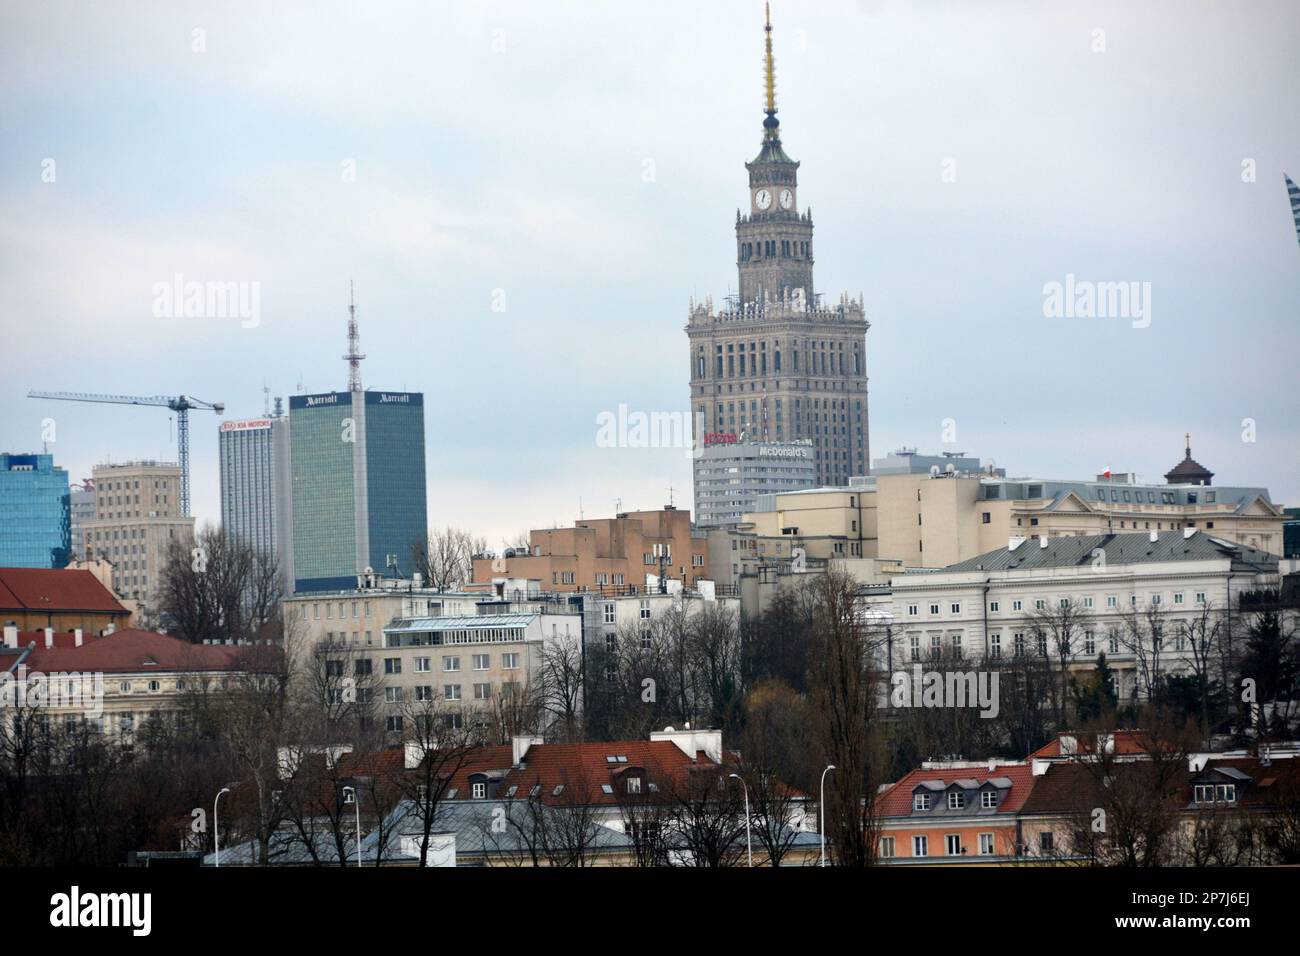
xmin=990 ymin=633 xmax=1001 ymax=658
xmin=1083 ymin=596 xmax=1094 ymax=608
xmin=979 ymin=833 xmax=994 ymax=855
xmin=443 ymin=656 xmax=460 ymax=672
xmin=982 ymin=512 xmax=991 ymax=524
xmin=946 ymin=834 xmax=962 ymax=856
xmin=502 ymin=653 xmax=520 ymax=670
xmin=1107 ymin=595 xmax=1117 ymax=608
xmin=1195 ymin=592 xmax=1206 ymax=604
xmin=913 ymin=835 xmax=928 ymax=857
xmin=1034 ymin=599 xmax=1046 ymax=610
xmin=472 ymin=654 xmax=489 ymax=670
xmin=907 ymin=604 xmax=918 ymax=616
xmin=603 ymin=604 xmax=615 ymax=624
xmin=929 ymin=603 xmax=940 ymax=615
xmin=639 ymin=600 xmax=651 ymax=620
xmin=147 ymin=680 xmax=160 ymax=693
xmin=444 ymin=685 xmax=461 ymax=701
xmin=948 ymin=791 xmax=964 ymax=810
xmin=1039 ymin=831 xmax=1054 ymax=853
xmin=879 ymin=836 xmax=896 ymax=858
xmin=472 ymin=782 xmax=486 ymax=799
xmin=474 ymin=683 xmax=491 ymax=700
xmin=386 ymin=715 xmax=403 ymax=732
xmin=950 ymin=603 xmax=961 ymax=614
xmin=913 ymin=793 xmax=932 ymax=811
xmin=384 ymin=658 xmax=401 ymax=675
xmin=1013 ymin=633 xmax=1025 ymax=657
xmin=355 ymin=659 xmax=372 ymax=676
xmin=1174 ymin=592 xmax=1184 ymax=604
xmin=981 ymin=790 xmax=998 ymax=808
xmin=1012 ymin=599 xmax=1023 ymax=612
xmin=1084 ymin=631 xmax=1096 ymax=655
xmin=989 ymin=601 xmax=999 ymax=612
xmin=385 ymin=687 xmax=402 ymax=703
xmin=416 ymin=685 xmax=433 ymax=701
xmin=909 ymin=635 xmax=921 ymax=662
xmin=626 ymin=776 xmax=642 ymax=794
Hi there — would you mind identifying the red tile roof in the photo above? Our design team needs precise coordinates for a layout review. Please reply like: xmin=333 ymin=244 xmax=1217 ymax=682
xmin=0 ymin=568 xmax=127 ymax=615
xmin=1028 ymin=730 xmax=1149 ymax=759
xmin=435 ymin=740 xmax=727 ymax=806
xmin=876 ymin=763 xmax=1037 ymax=817
xmin=3 ymin=629 xmax=268 ymax=674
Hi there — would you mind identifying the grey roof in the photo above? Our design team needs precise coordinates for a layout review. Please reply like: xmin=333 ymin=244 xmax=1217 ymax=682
xmin=940 ymin=530 xmax=1277 ymax=575
xmin=985 ymin=777 xmax=1014 ymax=789
xmin=951 ymin=778 xmax=980 ymax=789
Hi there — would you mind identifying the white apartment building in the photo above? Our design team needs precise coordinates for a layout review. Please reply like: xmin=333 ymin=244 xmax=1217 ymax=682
xmin=887 ymin=529 xmax=1285 ymax=701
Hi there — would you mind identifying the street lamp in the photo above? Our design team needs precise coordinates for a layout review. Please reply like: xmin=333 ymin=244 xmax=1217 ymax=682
xmin=213 ymin=787 xmax=231 ymax=867
xmin=342 ymin=786 xmax=361 ymax=867
xmin=729 ymin=773 xmax=753 ymax=867
xmin=820 ymin=765 xmax=836 ymax=867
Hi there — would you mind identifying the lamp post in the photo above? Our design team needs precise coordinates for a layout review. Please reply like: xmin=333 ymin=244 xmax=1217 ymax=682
xmin=343 ymin=786 xmax=361 ymax=867
xmin=820 ymin=765 xmax=836 ymax=867
xmin=213 ymin=787 xmax=231 ymax=867
xmin=728 ymin=773 xmax=753 ymax=867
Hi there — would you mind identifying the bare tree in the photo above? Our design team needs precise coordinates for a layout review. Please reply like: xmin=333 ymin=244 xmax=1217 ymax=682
xmin=805 ymin=571 xmax=889 ymax=866
xmin=1026 ymin=597 xmax=1092 ymax=727
xmin=411 ymin=527 xmax=484 ymax=592
xmin=537 ymin=636 xmax=585 ymax=741
xmin=739 ymin=680 xmax=813 ymax=866
xmin=159 ymin=524 xmax=286 ymax=645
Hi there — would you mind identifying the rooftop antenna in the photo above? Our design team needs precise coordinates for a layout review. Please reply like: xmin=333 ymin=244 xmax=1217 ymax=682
xmin=615 ymin=497 xmax=623 ymax=514
xmin=262 ymin=382 xmax=271 ymax=417
xmin=344 ymin=280 xmax=366 ymax=392
xmin=667 ymin=483 xmax=675 ymax=508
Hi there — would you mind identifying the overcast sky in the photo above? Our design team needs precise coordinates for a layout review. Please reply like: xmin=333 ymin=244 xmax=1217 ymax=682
xmin=2 ymin=0 xmax=1297 ymax=546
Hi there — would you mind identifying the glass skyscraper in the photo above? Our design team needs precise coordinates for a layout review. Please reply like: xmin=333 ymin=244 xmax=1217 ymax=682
xmin=0 ymin=453 xmax=70 ymax=568
xmin=219 ymin=414 xmax=293 ymax=581
xmin=289 ymin=390 xmax=427 ymax=592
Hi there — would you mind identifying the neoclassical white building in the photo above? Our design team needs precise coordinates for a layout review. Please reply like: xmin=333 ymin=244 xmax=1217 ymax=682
xmin=886 ymin=529 xmax=1287 ymax=701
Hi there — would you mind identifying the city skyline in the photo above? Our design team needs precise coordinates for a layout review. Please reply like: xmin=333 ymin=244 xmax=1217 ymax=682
xmin=3 ymin=0 xmax=1298 ymax=548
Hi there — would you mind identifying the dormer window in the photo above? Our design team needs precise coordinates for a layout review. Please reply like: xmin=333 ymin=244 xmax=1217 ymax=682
xmin=471 ymin=782 xmax=486 ymax=799
xmin=981 ymin=790 xmax=998 ymax=808
xmin=948 ymin=792 xmax=964 ymax=810
xmin=627 ymin=776 xmax=642 ymax=794
xmin=1194 ymin=783 xmax=1237 ymax=804
xmin=913 ymin=793 xmax=932 ymax=811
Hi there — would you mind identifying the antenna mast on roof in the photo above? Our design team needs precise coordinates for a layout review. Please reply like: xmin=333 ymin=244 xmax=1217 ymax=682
xmin=344 ymin=281 xmax=366 ymax=392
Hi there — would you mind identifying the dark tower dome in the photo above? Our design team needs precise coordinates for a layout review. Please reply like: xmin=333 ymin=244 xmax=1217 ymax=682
xmin=1164 ymin=434 xmax=1214 ymax=486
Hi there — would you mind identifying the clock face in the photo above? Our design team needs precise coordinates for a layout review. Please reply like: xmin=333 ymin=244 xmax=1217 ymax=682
xmin=754 ymin=189 xmax=772 ymax=210
xmin=779 ymin=188 xmax=794 ymax=210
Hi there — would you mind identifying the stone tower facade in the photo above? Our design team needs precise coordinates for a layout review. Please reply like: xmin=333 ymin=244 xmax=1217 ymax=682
xmin=687 ymin=7 xmax=870 ymax=494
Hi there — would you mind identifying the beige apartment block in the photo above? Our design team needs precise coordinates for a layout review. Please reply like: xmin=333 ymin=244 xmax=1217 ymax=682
xmin=743 ymin=466 xmax=1284 ymax=576
xmin=80 ymin=461 xmax=194 ymax=623
xmin=470 ymin=507 xmax=709 ymax=593
xmin=284 ymin=586 xmax=484 ymax=651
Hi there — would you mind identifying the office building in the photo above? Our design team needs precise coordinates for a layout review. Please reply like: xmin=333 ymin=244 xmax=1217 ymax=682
xmin=219 ymin=407 xmax=293 ymax=581
xmin=290 ymin=292 xmax=428 ymax=593
xmin=80 ymin=460 xmax=194 ymax=621
xmin=0 ymin=453 xmax=70 ymax=568
xmin=69 ymin=479 xmax=95 ymax=561
xmin=693 ymin=437 xmax=816 ymax=528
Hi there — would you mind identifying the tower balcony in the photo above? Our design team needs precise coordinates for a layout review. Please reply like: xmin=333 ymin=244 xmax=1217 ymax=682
xmin=686 ymin=292 xmax=867 ymax=329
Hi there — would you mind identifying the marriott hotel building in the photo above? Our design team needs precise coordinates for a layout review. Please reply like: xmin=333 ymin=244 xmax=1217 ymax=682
xmin=289 ymin=390 xmax=428 ymax=592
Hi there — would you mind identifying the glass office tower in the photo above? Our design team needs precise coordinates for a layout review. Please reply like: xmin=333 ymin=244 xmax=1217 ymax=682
xmin=289 ymin=391 xmax=427 ymax=592
xmin=218 ymin=415 xmax=293 ymax=582
xmin=0 ymin=453 xmax=70 ymax=568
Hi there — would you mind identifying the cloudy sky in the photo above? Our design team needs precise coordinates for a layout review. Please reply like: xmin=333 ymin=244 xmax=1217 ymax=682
xmin=2 ymin=0 xmax=1297 ymax=546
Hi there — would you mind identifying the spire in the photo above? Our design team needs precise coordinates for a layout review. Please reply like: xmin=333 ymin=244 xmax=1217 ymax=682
xmin=762 ymin=2 xmax=779 ymax=142
xmin=344 ymin=280 xmax=366 ymax=392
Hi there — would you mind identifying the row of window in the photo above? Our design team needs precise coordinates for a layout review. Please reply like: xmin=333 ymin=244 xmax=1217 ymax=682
xmin=913 ymin=790 xmax=1000 ymax=811
xmin=908 ymin=591 xmax=1210 ymax=617
xmin=325 ymin=652 xmax=521 ymax=677
xmin=880 ymin=833 xmax=998 ymax=858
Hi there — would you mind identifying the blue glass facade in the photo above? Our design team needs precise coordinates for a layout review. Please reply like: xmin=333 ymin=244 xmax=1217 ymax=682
xmin=0 ymin=453 xmax=70 ymax=568
xmin=290 ymin=391 xmax=427 ymax=592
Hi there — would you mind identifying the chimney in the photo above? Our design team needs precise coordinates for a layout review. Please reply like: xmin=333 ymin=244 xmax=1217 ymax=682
xmin=44 ymin=628 xmax=54 ymax=648
xmin=1149 ymin=530 xmax=1158 ymax=543
xmin=1183 ymin=527 xmax=1196 ymax=540
xmin=1008 ymin=537 xmax=1026 ymax=552
xmin=74 ymin=629 xmax=83 ymax=648
xmin=3 ymin=625 xmax=17 ymax=650
xmin=1039 ymin=536 xmax=1049 ymax=549
xmin=987 ymin=757 xmax=997 ymax=773
xmin=512 ymin=734 xmax=544 ymax=766
xmin=105 ymin=622 xmax=116 ymax=635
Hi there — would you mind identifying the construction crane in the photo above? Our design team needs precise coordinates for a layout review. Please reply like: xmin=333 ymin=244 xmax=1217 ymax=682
xmin=27 ymin=390 xmax=225 ymax=517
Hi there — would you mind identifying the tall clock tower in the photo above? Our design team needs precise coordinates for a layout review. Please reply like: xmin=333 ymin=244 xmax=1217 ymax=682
xmin=687 ymin=3 xmax=871 ymax=499
xmin=737 ymin=10 xmax=814 ymax=306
